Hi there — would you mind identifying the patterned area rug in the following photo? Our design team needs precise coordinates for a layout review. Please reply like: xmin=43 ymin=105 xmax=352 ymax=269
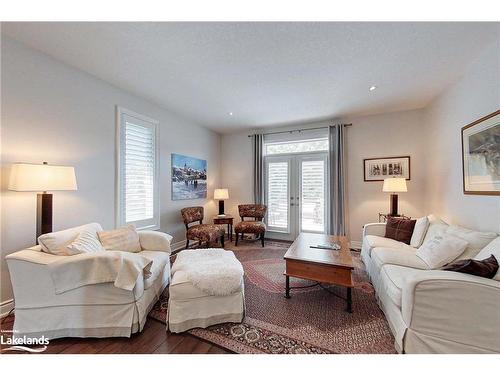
xmin=149 ymin=240 xmax=396 ymax=354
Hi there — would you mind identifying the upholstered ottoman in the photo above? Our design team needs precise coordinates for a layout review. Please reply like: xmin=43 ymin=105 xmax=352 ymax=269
xmin=167 ymin=249 xmax=245 ymax=333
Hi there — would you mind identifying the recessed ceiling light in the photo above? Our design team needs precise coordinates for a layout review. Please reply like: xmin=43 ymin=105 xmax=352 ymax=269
xmin=369 ymin=85 xmax=377 ymax=91
xmin=228 ymin=112 xmax=233 ymax=116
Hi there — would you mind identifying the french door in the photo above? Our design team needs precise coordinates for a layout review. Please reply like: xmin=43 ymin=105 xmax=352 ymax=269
xmin=265 ymin=153 xmax=328 ymax=241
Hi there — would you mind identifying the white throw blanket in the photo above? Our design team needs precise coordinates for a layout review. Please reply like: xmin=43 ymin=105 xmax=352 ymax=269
xmin=171 ymin=249 xmax=244 ymax=296
xmin=48 ymin=251 xmax=153 ymax=294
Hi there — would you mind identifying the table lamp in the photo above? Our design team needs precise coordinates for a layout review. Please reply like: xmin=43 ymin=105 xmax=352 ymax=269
xmin=9 ymin=162 xmax=78 ymax=241
xmin=382 ymin=177 xmax=407 ymax=216
xmin=214 ymin=188 xmax=229 ymax=216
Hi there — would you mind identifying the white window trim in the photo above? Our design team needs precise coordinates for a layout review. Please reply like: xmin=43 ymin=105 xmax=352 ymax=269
xmin=115 ymin=106 xmax=160 ymax=230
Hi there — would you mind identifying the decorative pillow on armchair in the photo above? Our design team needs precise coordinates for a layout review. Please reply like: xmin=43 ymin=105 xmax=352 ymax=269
xmin=98 ymin=225 xmax=142 ymax=253
xmin=384 ymin=217 xmax=417 ymax=245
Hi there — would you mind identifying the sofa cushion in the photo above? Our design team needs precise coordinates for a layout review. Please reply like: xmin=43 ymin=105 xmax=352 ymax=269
xmin=364 ymin=235 xmax=411 ymax=252
xmin=416 ymin=234 xmax=468 ymax=269
xmin=446 ymin=225 xmax=498 ymax=260
xmin=38 ymin=223 xmax=103 ymax=256
xmin=372 ymin=247 xmax=429 ymax=271
xmin=475 ymin=237 xmax=500 ymax=281
xmin=410 ymin=216 xmax=430 ymax=248
xmin=380 ymin=265 xmax=427 ymax=308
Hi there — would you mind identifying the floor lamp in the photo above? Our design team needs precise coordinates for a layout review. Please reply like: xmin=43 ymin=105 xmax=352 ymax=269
xmin=9 ymin=162 xmax=78 ymax=242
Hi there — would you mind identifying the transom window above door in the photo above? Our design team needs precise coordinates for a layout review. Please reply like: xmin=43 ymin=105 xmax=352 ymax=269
xmin=265 ymin=138 xmax=328 ymax=155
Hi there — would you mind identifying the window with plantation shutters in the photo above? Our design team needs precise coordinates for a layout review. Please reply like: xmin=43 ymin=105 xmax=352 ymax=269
xmin=117 ymin=107 xmax=159 ymax=230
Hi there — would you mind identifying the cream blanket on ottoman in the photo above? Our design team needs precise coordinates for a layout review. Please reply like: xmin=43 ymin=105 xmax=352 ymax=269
xmin=171 ymin=249 xmax=244 ymax=296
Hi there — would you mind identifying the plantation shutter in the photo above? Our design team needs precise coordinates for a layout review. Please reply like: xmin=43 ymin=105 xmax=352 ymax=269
xmin=117 ymin=108 xmax=159 ymax=230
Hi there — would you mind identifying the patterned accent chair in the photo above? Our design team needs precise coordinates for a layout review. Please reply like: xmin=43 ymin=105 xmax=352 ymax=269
xmin=181 ymin=206 xmax=225 ymax=249
xmin=234 ymin=204 xmax=267 ymax=247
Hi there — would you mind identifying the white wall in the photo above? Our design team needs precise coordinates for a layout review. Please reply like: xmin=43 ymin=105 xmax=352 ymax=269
xmin=221 ymin=110 xmax=426 ymax=245
xmin=220 ymin=132 xmax=254 ymax=220
xmin=1 ymin=37 xmax=221 ymax=303
xmin=342 ymin=110 xmax=426 ymax=244
xmin=423 ymin=39 xmax=500 ymax=232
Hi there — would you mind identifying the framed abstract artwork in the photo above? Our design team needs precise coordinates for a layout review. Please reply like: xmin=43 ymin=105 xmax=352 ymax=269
xmin=363 ymin=156 xmax=410 ymax=182
xmin=462 ymin=110 xmax=500 ymax=195
xmin=171 ymin=153 xmax=207 ymax=200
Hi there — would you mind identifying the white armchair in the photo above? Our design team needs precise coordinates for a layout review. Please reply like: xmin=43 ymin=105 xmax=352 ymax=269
xmin=6 ymin=225 xmax=172 ymax=340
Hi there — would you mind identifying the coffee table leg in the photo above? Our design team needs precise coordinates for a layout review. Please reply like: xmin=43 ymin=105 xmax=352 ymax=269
xmin=285 ymin=275 xmax=291 ymax=299
xmin=346 ymin=287 xmax=352 ymax=313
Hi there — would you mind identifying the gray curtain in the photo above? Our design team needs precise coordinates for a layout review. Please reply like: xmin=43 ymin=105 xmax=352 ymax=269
xmin=251 ymin=134 xmax=265 ymax=204
xmin=329 ymin=124 xmax=346 ymax=235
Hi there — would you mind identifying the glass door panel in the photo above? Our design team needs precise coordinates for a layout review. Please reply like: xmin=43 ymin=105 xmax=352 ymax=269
xmin=266 ymin=158 xmax=291 ymax=233
xmin=300 ymin=158 xmax=326 ymax=233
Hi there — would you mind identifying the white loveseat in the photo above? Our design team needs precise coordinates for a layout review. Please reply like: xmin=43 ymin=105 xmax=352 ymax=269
xmin=361 ymin=215 xmax=500 ymax=354
xmin=6 ymin=224 xmax=172 ymax=340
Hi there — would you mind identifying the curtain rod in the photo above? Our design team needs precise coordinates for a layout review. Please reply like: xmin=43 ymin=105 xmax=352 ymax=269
xmin=247 ymin=123 xmax=352 ymax=138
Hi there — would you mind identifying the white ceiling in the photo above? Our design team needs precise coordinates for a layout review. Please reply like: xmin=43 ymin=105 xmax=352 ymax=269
xmin=3 ymin=22 xmax=498 ymax=133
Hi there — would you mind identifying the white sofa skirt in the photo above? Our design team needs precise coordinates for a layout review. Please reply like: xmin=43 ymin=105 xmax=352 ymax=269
xmin=12 ymin=264 xmax=169 ymax=340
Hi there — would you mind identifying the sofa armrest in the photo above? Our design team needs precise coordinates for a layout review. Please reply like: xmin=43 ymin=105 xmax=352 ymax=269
xmin=363 ymin=223 xmax=386 ymax=237
xmin=402 ymin=271 xmax=500 ymax=351
xmin=6 ymin=248 xmax=61 ymax=265
xmin=139 ymin=230 xmax=172 ymax=253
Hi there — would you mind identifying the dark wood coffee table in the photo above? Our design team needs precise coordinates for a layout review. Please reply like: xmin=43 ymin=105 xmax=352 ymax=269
xmin=284 ymin=232 xmax=355 ymax=312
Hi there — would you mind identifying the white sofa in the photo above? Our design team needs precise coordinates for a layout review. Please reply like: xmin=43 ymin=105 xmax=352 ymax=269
xmin=361 ymin=215 xmax=500 ymax=354
xmin=6 ymin=224 xmax=172 ymax=340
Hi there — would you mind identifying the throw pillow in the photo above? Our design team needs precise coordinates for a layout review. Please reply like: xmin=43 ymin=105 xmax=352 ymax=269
xmin=421 ymin=216 xmax=448 ymax=246
xmin=416 ymin=234 xmax=468 ymax=269
xmin=384 ymin=217 xmax=417 ymax=245
xmin=410 ymin=216 xmax=430 ymax=248
xmin=38 ymin=223 xmax=103 ymax=256
xmin=97 ymin=225 xmax=142 ymax=253
xmin=66 ymin=230 xmax=106 ymax=255
xmin=474 ymin=237 xmax=500 ymax=281
xmin=443 ymin=255 xmax=499 ymax=279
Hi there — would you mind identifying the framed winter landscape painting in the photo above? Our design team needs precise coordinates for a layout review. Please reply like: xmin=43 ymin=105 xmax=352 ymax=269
xmin=171 ymin=153 xmax=207 ymax=200
xmin=462 ymin=110 xmax=500 ymax=195
xmin=363 ymin=156 xmax=410 ymax=182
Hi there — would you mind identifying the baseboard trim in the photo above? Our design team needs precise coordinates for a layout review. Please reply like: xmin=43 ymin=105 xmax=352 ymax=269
xmin=1 ymin=299 xmax=14 ymax=318
xmin=350 ymin=240 xmax=362 ymax=250
xmin=170 ymin=240 xmax=186 ymax=255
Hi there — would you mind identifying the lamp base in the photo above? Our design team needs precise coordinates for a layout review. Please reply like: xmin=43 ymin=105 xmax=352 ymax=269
xmin=37 ymin=193 xmax=53 ymax=242
xmin=218 ymin=200 xmax=225 ymax=215
xmin=389 ymin=194 xmax=399 ymax=216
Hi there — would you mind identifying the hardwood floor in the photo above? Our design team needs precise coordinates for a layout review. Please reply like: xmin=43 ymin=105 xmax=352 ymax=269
xmin=0 ymin=315 xmax=232 ymax=354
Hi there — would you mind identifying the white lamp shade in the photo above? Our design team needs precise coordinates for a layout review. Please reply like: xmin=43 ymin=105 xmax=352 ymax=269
xmin=382 ymin=177 xmax=407 ymax=193
xmin=9 ymin=163 xmax=77 ymax=192
xmin=214 ymin=188 xmax=229 ymax=200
